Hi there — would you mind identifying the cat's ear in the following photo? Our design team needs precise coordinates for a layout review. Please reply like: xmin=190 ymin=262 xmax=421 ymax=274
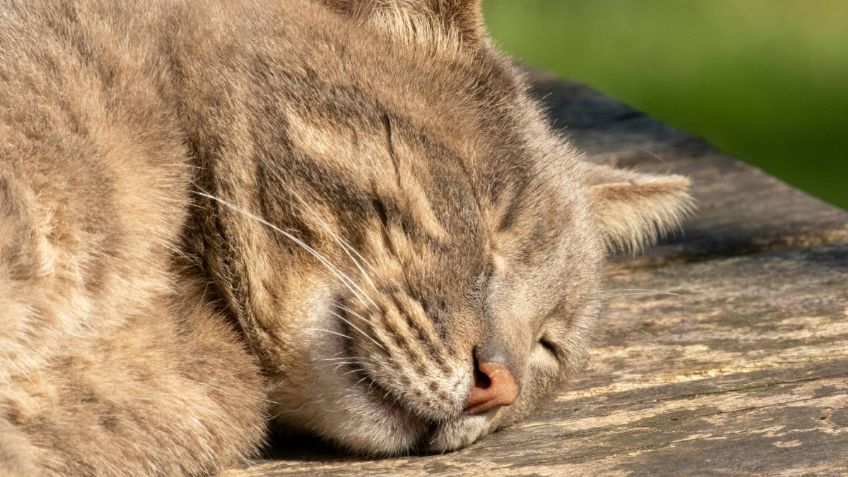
xmin=323 ymin=0 xmax=485 ymax=45
xmin=418 ymin=0 xmax=485 ymax=43
xmin=584 ymin=162 xmax=693 ymax=253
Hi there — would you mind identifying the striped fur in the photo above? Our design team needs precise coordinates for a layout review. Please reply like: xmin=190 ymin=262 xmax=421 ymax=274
xmin=0 ymin=1 xmax=691 ymax=475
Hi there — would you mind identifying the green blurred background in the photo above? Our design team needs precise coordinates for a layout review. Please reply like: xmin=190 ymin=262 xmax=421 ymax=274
xmin=484 ymin=0 xmax=847 ymax=210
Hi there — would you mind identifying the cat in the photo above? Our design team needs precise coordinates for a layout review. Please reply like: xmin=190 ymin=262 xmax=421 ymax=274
xmin=0 ymin=0 xmax=692 ymax=475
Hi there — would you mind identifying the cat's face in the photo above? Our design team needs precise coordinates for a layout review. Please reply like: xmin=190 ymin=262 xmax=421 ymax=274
xmin=207 ymin=0 xmax=691 ymax=455
xmin=261 ymin=103 xmax=606 ymax=454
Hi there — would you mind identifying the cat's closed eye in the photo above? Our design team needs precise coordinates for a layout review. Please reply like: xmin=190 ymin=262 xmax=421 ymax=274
xmin=538 ymin=337 xmax=559 ymax=357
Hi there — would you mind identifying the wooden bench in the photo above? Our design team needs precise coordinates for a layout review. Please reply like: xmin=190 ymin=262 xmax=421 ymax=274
xmin=227 ymin=71 xmax=848 ymax=476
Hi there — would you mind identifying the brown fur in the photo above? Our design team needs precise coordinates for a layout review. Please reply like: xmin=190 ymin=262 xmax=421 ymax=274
xmin=0 ymin=1 xmax=692 ymax=475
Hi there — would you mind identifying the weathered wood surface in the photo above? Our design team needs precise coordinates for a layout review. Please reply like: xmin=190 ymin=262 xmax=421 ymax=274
xmin=227 ymin=71 xmax=848 ymax=476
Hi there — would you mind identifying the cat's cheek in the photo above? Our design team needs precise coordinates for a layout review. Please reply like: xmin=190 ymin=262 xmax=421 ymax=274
xmin=270 ymin=364 xmax=429 ymax=456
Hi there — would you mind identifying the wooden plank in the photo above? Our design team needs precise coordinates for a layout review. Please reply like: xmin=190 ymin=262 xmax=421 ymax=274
xmin=228 ymin=74 xmax=848 ymax=475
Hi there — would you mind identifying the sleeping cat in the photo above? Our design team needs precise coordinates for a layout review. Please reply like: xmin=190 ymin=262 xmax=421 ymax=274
xmin=0 ymin=0 xmax=692 ymax=475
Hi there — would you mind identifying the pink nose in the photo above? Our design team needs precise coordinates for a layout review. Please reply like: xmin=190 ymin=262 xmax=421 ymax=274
xmin=464 ymin=361 xmax=519 ymax=414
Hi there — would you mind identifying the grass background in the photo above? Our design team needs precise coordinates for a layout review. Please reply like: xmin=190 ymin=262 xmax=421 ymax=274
xmin=484 ymin=0 xmax=847 ymax=210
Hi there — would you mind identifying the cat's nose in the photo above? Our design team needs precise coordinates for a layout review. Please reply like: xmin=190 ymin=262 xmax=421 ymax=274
xmin=464 ymin=360 xmax=518 ymax=414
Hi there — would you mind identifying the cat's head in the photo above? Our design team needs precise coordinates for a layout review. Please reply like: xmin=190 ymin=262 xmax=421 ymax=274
xmin=202 ymin=0 xmax=691 ymax=455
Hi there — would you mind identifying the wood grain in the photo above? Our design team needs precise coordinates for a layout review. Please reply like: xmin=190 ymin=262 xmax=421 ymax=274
xmin=226 ymin=72 xmax=848 ymax=476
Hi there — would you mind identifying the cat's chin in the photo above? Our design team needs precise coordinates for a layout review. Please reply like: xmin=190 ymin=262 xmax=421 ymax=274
xmin=271 ymin=286 xmax=498 ymax=455
xmin=423 ymin=415 xmax=496 ymax=453
xmin=315 ymin=406 xmax=496 ymax=456
xmin=273 ymin=368 xmax=497 ymax=456
xmin=339 ymin=375 xmax=498 ymax=455
xmin=269 ymin=353 xmax=499 ymax=456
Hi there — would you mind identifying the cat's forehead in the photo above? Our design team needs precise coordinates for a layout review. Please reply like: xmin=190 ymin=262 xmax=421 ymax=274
xmin=280 ymin=51 xmax=530 ymax=196
xmin=274 ymin=21 xmax=569 ymax=270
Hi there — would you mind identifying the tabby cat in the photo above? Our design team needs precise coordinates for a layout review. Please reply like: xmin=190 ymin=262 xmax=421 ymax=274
xmin=0 ymin=0 xmax=692 ymax=475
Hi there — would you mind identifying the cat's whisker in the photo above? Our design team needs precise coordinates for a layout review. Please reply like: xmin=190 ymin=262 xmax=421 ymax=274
xmin=334 ymin=303 xmax=379 ymax=330
xmin=315 ymin=355 xmax=379 ymax=377
xmin=341 ymin=366 xmax=369 ymax=377
xmin=595 ymin=287 xmax=706 ymax=304
xmin=318 ymin=355 xmax=377 ymax=362
xmin=312 ymin=350 xmax=345 ymax=360
xmin=335 ymin=235 xmax=383 ymax=290
xmin=304 ymin=327 xmax=354 ymax=341
xmin=270 ymin=168 xmax=385 ymax=291
xmin=319 ymin=358 xmax=378 ymax=368
xmin=193 ymin=191 xmax=377 ymax=310
xmin=261 ymin=396 xmax=285 ymax=407
xmin=329 ymin=310 xmax=387 ymax=351
xmin=199 ymin=190 xmax=374 ymax=308
xmin=321 ymin=357 xmax=370 ymax=365
xmin=314 ymin=218 xmax=382 ymax=284
xmin=333 ymin=362 xmax=361 ymax=373
xmin=330 ymin=234 xmax=381 ymax=292
xmin=269 ymin=397 xmax=318 ymax=420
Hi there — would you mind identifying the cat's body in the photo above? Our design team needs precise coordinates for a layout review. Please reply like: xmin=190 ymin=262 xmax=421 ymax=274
xmin=0 ymin=1 xmax=691 ymax=475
